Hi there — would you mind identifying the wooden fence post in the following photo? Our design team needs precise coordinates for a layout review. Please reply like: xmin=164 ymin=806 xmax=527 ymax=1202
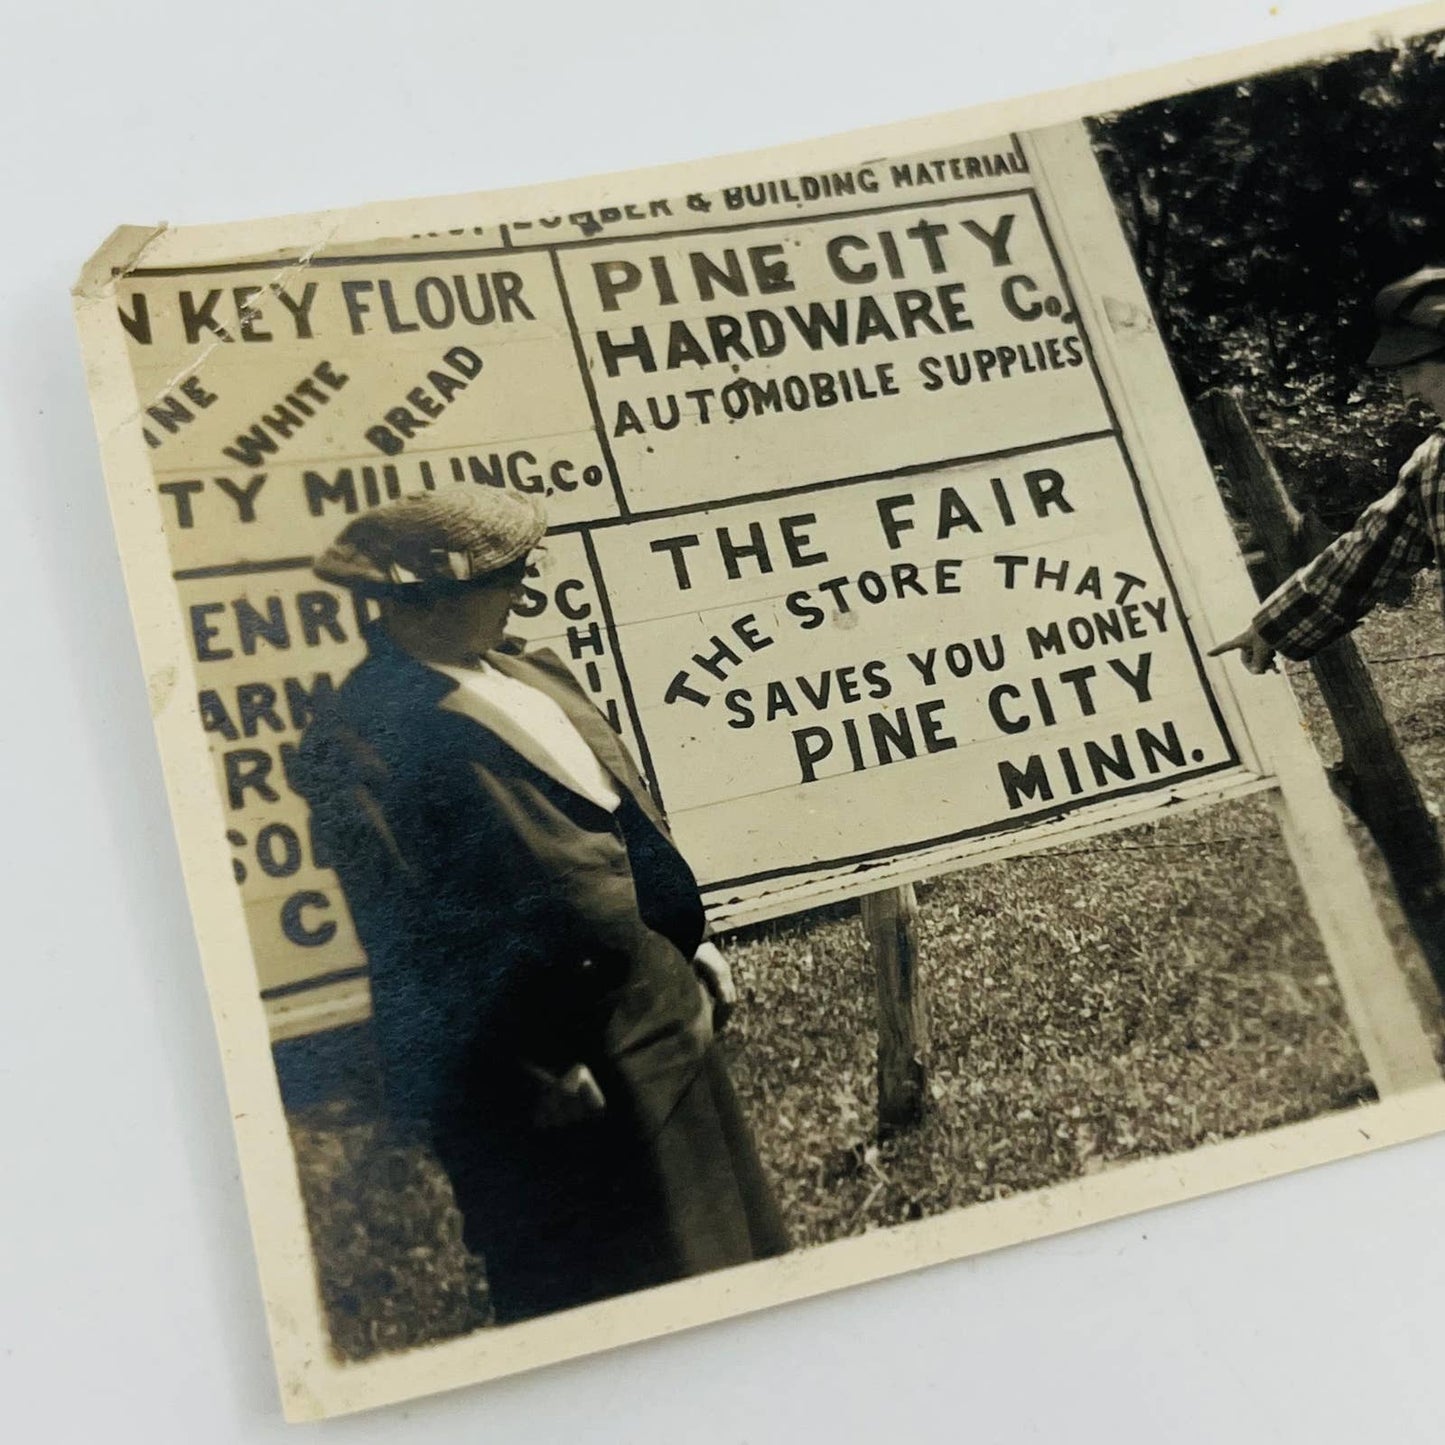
xmin=861 ymin=883 xmax=929 ymax=1138
xmin=1195 ymin=388 xmax=1445 ymax=996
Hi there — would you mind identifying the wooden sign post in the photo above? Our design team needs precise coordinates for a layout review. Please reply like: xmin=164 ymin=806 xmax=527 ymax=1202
xmin=1195 ymin=388 xmax=1445 ymax=997
xmin=861 ymin=884 xmax=929 ymax=1138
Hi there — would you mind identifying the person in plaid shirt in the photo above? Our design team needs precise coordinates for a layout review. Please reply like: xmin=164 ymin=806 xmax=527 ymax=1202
xmin=1212 ymin=266 xmax=1445 ymax=673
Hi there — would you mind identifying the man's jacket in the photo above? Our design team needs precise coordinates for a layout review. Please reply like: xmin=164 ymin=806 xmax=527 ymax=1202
xmin=289 ymin=626 xmax=711 ymax=1135
xmin=1255 ymin=429 xmax=1445 ymax=659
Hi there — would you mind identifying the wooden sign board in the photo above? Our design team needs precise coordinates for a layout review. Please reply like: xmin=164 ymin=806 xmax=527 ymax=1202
xmin=97 ymin=122 xmax=1364 ymax=1053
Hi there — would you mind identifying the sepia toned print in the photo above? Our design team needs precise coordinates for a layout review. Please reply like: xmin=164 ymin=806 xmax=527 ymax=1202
xmin=72 ymin=4 xmax=1445 ymax=1419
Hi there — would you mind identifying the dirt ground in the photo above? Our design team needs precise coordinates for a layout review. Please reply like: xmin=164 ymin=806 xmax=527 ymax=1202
xmin=288 ymin=587 xmax=1445 ymax=1360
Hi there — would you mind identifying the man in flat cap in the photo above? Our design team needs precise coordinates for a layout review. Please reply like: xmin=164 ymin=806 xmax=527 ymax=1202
xmin=1213 ymin=266 xmax=1445 ymax=671
xmin=291 ymin=488 xmax=788 ymax=1325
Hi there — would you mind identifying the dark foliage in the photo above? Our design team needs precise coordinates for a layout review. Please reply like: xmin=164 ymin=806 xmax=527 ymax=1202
xmin=1091 ymin=33 xmax=1445 ymax=526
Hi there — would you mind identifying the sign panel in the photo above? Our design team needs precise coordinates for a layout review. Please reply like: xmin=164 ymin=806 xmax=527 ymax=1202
xmin=115 ymin=129 xmax=1244 ymax=1014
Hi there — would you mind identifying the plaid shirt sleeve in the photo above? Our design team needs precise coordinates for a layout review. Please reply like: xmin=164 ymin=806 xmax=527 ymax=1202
xmin=1253 ymin=433 xmax=1443 ymax=661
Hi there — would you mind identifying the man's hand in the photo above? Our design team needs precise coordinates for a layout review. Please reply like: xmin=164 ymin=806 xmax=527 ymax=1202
xmin=692 ymin=941 xmax=738 ymax=1029
xmin=525 ymin=1062 xmax=606 ymax=1129
xmin=1209 ymin=625 xmax=1278 ymax=675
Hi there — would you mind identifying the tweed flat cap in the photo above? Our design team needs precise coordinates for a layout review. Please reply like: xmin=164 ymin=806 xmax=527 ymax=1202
xmin=313 ymin=489 xmax=547 ymax=593
xmin=1368 ymin=265 xmax=1445 ymax=367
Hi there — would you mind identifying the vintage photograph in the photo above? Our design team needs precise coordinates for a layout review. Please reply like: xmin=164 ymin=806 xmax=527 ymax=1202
xmin=71 ymin=6 xmax=1445 ymax=1418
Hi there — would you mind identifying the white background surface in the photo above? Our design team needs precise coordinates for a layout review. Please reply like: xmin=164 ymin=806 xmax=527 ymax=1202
xmin=5 ymin=2 xmax=1445 ymax=1439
